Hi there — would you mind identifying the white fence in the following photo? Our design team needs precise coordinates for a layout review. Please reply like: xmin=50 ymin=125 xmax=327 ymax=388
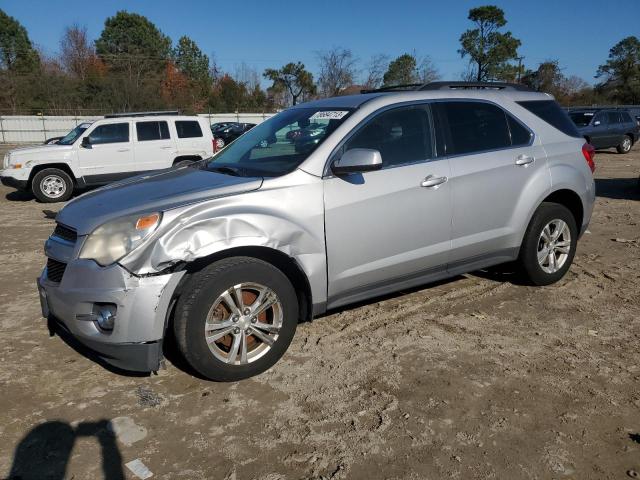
xmin=0 ymin=113 xmax=275 ymax=144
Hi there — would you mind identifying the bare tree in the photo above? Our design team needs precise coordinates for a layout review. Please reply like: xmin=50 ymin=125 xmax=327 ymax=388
xmin=362 ymin=54 xmax=389 ymax=89
xmin=60 ymin=24 xmax=95 ymax=81
xmin=234 ymin=62 xmax=260 ymax=90
xmin=317 ymin=47 xmax=357 ymax=97
xmin=416 ymin=56 xmax=440 ymax=83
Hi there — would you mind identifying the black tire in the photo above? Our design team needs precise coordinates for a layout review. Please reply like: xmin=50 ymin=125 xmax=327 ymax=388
xmin=517 ymin=202 xmax=578 ymax=286
xmin=173 ymin=257 xmax=298 ymax=381
xmin=616 ymin=134 xmax=633 ymax=154
xmin=31 ymin=168 xmax=73 ymax=203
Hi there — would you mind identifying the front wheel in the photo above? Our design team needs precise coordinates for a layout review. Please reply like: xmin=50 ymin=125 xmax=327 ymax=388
xmin=616 ymin=135 xmax=632 ymax=154
xmin=173 ymin=257 xmax=298 ymax=381
xmin=31 ymin=168 xmax=73 ymax=203
xmin=517 ymin=202 xmax=578 ymax=286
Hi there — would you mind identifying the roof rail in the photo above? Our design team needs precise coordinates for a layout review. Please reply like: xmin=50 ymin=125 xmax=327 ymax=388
xmin=419 ymin=81 xmax=532 ymax=92
xmin=360 ymin=83 xmax=424 ymax=94
xmin=361 ymin=81 xmax=533 ymax=94
xmin=104 ymin=110 xmax=180 ymax=119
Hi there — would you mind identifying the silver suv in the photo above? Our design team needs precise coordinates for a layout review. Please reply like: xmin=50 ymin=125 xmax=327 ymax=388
xmin=38 ymin=82 xmax=596 ymax=381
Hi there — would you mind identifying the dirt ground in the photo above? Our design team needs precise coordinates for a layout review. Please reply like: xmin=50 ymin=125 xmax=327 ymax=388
xmin=0 ymin=144 xmax=639 ymax=480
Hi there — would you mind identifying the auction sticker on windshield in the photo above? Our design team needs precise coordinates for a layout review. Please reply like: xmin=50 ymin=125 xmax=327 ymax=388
xmin=310 ymin=111 xmax=349 ymax=120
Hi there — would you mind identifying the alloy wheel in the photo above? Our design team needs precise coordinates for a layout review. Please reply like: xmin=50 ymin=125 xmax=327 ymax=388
xmin=204 ymin=282 xmax=283 ymax=365
xmin=40 ymin=175 xmax=66 ymax=199
xmin=537 ymin=219 xmax=571 ymax=274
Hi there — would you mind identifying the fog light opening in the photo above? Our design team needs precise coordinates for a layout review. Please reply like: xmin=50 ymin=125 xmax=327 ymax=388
xmin=95 ymin=304 xmax=117 ymax=331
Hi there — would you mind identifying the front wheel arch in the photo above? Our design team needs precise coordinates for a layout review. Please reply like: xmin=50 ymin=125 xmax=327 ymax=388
xmin=28 ymin=163 xmax=77 ymax=188
xmin=171 ymin=246 xmax=313 ymax=326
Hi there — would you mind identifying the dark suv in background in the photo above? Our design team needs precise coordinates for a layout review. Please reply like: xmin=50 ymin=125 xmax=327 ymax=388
xmin=568 ymin=108 xmax=639 ymax=153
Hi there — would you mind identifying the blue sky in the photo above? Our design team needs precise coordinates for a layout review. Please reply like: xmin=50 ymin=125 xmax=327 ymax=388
xmin=2 ymin=0 xmax=639 ymax=85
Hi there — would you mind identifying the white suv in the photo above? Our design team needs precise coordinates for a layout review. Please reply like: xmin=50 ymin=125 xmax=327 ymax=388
xmin=1 ymin=113 xmax=214 ymax=202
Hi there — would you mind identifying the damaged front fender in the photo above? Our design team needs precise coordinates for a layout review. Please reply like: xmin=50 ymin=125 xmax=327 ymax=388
xmin=119 ymin=170 xmax=328 ymax=306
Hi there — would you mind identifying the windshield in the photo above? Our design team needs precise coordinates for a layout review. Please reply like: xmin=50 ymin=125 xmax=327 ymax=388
xmin=58 ymin=123 xmax=91 ymax=145
xmin=569 ymin=112 xmax=594 ymax=127
xmin=206 ymin=107 xmax=353 ymax=177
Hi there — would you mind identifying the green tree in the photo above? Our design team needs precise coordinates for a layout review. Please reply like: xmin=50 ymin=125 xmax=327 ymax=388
xmin=382 ymin=53 xmax=439 ymax=86
xmin=383 ymin=54 xmax=417 ymax=86
xmin=263 ymin=62 xmax=315 ymax=106
xmin=0 ymin=8 xmax=39 ymax=72
xmin=458 ymin=5 xmax=521 ymax=81
xmin=522 ymin=60 xmax=564 ymax=93
xmin=95 ymin=11 xmax=172 ymax=110
xmin=596 ymin=36 xmax=640 ymax=104
xmin=174 ymin=35 xmax=210 ymax=84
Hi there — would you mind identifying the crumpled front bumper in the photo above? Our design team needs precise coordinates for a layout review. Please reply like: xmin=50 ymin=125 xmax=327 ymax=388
xmin=38 ymin=258 xmax=184 ymax=372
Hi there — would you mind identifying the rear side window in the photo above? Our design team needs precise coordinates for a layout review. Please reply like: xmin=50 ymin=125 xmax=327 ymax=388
xmin=607 ymin=112 xmax=621 ymax=124
xmin=507 ymin=115 xmax=533 ymax=146
xmin=621 ymin=112 xmax=633 ymax=123
xmin=136 ymin=121 xmax=170 ymax=141
xmin=175 ymin=121 xmax=203 ymax=138
xmin=345 ymin=106 xmax=432 ymax=167
xmin=88 ymin=123 xmax=129 ymax=144
xmin=435 ymin=101 xmax=511 ymax=156
xmin=517 ymin=100 xmax=581 ymax=138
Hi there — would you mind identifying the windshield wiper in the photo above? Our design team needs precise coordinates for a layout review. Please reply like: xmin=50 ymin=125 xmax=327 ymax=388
xmin=208 ymin=165 xmax=242 ymax=177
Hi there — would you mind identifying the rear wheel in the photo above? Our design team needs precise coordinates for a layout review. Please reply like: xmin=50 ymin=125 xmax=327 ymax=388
xmin=173 ymin=257 xmax=298 ymax=381
xmin=616 ymin=135 xmax=632 ymax=154
xmin=31 ymin=168 xmax=73 ymax=203
xmin=517 ymin=202 xmax=578 ymax=286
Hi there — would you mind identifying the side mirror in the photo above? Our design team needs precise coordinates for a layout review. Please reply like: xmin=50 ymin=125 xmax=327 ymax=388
xmin=593 ymin=120 xmax=601 ymax=126
xmin=81 ymin=136 xmax=92 ymax=149
xmin=332 ymin=148 xmax=383 ymax=175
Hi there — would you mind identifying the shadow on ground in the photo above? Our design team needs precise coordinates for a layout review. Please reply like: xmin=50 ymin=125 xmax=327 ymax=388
xmin=6 ymin=420 xmax=125 ymax=480
xmin=595 ymin=177 xmax=640 ymax=201
xmin=5 ymin=190 xmax=34 ymax=202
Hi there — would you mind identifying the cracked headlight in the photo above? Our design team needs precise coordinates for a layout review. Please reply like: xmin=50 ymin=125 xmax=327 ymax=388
xmin=79 ymin=212 xmax=161 ymax=266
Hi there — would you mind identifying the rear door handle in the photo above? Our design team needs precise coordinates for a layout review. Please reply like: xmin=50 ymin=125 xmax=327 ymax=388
xmin=515 ymin=154 xmax=534 ymax=166
xmin=117 ymin=148 xmax=130 ymax=153
xmin=421 ymin=175 xmax=448 ymax=188
xmin=161 ymin=146 xmax=173 ymax=150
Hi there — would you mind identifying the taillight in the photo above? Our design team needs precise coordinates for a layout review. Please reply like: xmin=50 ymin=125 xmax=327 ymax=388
xmin=212 ymin=138 xmax=217 ymax=153
xmin=582 ymin=143 xmax=595 ymax=173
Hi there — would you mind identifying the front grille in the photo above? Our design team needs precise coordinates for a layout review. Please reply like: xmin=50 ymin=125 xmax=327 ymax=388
xmin=46 ymin=258 xmax=67 ymax=283
xmin=52 ymin=223 xmax=77 ymax=244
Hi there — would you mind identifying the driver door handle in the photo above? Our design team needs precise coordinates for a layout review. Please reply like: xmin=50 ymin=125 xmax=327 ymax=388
xmin=421 ymin=175 xmax=448 ymax=188
xmin=117 ymin=148 xmax=130 ymax=153
xmin=515 ymin=154 xmax=534 ymax=166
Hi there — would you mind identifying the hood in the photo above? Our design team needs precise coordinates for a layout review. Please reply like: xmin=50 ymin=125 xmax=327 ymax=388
xmin=56 ymin=166 xmax=263 ymax=235
xmin=9 ymin=144 xmax=73 ymax=158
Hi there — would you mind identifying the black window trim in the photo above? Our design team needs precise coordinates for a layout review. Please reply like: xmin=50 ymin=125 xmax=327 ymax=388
xmin=323 ymin=100 xmax=438 ymax=178
xmin=431 ymin=98 xmax=535 ymax=159
xmin=86 ymin=122 xmax=131 ymax=145
xmin=135 ymin=120 xmax=171 ymax=142
xmin=175 ymin=120 xmax=204 ymax=138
